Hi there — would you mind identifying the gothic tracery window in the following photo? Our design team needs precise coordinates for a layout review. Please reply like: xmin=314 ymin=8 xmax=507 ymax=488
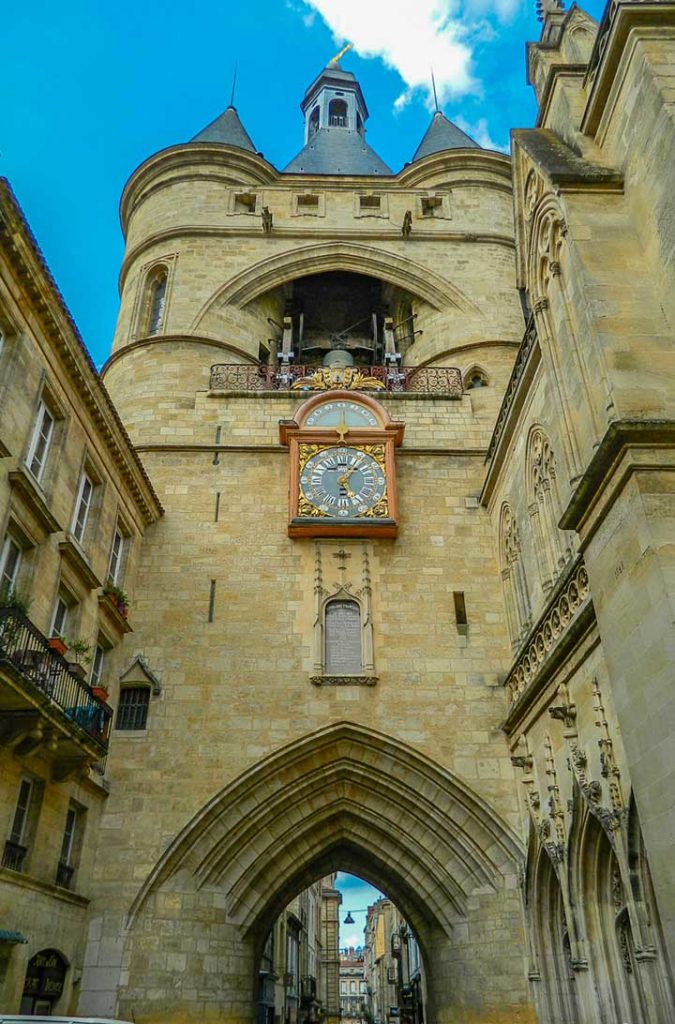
xmin=465 ymin=366 xmax=489 ymax=389
xmin=499 ymin=503 xmax=531 ymax=649
xmin=527 ymin=428 xmax=573 ymax=591
xmin=146 ymin=268 xmax=168 ymax=336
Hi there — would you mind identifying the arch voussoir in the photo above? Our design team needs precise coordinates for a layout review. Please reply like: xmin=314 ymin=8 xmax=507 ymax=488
xmin=127 ymin=722 xmax=524 ymax=935
xmin=191 ymin=241 xmax=483 ymax=326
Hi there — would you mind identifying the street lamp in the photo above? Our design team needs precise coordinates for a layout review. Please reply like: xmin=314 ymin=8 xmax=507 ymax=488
xmin=343 ymin=908 xmax=369 ymax=925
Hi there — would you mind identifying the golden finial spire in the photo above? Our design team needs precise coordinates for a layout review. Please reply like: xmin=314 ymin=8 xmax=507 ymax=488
xmin=329 ymin=41 xmax=353 ymax=65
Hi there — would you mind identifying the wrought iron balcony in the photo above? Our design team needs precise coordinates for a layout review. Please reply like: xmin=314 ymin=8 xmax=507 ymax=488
xmin=209 ymin=363 xmax=464 ymax=396
xmin=0 ymin=607 xmax=112 ymax=777
xmin=301 ymin=975 xmax=317 ymax=1003
xmin=55 ymin=859 xmax=75 ymax=889
xmin=2 ymin=839 xmax=27 ymax=872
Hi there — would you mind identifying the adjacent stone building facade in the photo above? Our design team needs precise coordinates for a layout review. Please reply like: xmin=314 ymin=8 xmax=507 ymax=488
xmin=0 ymin=1 xmax=674 ymax=1022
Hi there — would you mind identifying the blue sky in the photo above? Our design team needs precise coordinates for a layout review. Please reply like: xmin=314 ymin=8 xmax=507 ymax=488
xmin=336 ymin=871 xmax=384 ymax=949
xmin=2 ymin=0 xmax=605 ymax=367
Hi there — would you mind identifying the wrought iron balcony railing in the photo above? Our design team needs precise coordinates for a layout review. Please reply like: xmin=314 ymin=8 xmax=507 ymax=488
xmin=2 ymin=839 xmax=28 ymax=872
xmin=209 ymin=363 xmax=464 ymax=396
xmin=0 ymin=607 xmax=112 ymax=746
xmin=55 ymin=859 xmax=75 ymax=889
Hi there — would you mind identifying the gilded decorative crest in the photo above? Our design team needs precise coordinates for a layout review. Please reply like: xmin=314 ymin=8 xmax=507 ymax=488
xmin=291 ymin=366 xmax=386 ymax=392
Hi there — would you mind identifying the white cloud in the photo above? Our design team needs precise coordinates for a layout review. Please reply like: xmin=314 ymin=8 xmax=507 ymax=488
xmin=300 ymin=0 xmax=522 ymax=108
xmin=454 ymin=114 xmax=510 ymax=152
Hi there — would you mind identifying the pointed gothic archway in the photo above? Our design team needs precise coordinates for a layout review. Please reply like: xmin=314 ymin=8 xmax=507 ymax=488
xmin=119 ymin=723 xmax=532 ymax=1024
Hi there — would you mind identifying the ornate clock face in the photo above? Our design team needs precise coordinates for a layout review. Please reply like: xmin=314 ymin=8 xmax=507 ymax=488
xmin=304 ymin=401 xmax=379 ymax=429
xmin=300 ymin=446 xmax=387 ymax=518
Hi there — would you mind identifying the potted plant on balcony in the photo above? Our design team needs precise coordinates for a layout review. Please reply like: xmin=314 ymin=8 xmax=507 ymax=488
xmin=47 ymin=633 xmax=68 ymax=656
xmin=0 ymin=585 xmax=32 ymax=647
xmin=103 ymin=581 xmax=129 ymax=619
xmin=91 ymin=681 xmax=109 ymax=702
xmin=66 ymin=637 xmax=91 ymax=679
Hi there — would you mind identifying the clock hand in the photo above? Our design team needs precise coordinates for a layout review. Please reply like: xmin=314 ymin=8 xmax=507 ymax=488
xmin=337 ymin=473 xmax=357 ymax=498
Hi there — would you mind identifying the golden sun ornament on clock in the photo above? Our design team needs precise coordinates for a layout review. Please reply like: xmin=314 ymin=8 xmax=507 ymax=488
xmin=279 ymin=391 xmax=405 ymax=538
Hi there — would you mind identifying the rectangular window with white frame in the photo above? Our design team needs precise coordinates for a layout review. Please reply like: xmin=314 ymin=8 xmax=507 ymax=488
xmin=71 ymin=471 xmax=94 ymax=544
xmin=2 ymin=776 xmax=36 ymax=872
xmin=108 ymin=527 xmax=125 ymax=585
xmin=60 ymin=806 xmax=77 ymax=865
xmin=0 ymin=534 xmax=21 ymax=596
xmin=26 ymin=400 xmax=54 ymax=484
xmin=90 ymin=643 xmax=106 ymax=686
xmin=51 ymin=593 xmax=71 ymax=638
xmin=56 ymin=801 xmax=85 ymax=889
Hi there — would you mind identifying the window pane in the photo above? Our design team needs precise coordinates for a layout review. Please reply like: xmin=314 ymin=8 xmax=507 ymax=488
xmin=52 ymin=597 xmax=69 ymax=637
xmin=10 ymin=779 xmax=32 ymax=844
xmin=28 ymin=404 xmax=54 ymax=481
xmin=0 ymin=536 xmax=21 ymax=591
xmin=108 ymin=530 xmax=124 ymax=583
xmin=60 ymin=808 xmax=77 ymax=864
xmin=116 ymin=687 xmax=150 ymax=730
xmin=91 ymin=645 xmax=105 ymax=685
xmin=72 ymin=474 xmax=93 ymax=542
xmin=325 ymin=600 xmax=361 ymax=674
xmin=148 ymin=276 xmax=167 ymax=335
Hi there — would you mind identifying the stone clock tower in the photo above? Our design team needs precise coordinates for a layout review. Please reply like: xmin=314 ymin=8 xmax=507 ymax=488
xmin=98 ymin=57 xmax=529 ymax=1024
xmin=71 ymin=7 xmax=675 ymax=1021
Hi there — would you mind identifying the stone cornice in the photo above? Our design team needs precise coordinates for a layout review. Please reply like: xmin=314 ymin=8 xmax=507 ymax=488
xmin=0 ymin=179 xmax=163 ymax=526
xmin=8 ymin=466 xmax=63 ymax=536
xmin=534 ymin=64 xmax=591 ymax=130
xmin=118 ymin=226 xmax=516 ymax=292
xmin=101 ymin=334 xmax=258 ymax=377
xmin=582 ymin=0 xmax=675 ymax=137
xmin=560 ymin=419 xmax=675 ymax=537
xmin=0 ymin=865 xmax=90 ymax=907
xmin=134 ymin=442 xmax=488 ymax=458
xmin=120 ymin=144 xmax=278 ymax=234
xmin=396 ymin=149 xmax=512 ymax=189
xmin=502 ymin=557 xmax=595 ymax=730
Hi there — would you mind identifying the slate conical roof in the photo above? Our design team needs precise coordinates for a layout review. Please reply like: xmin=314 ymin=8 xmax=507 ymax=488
xmin=191 ymin=105 xmax=257 ymax=152
xmin=284 ymin=129 xmax=392 ymax=175
xmin=412 ymin=111 xmax=480 ymax=162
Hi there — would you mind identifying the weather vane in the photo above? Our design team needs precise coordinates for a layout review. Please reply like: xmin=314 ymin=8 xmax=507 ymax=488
xmin=329 ymin=41 xmax=353 ymax=65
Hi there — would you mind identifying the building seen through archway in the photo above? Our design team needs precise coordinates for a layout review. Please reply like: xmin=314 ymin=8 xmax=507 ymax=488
xmin=259 ymin=872 xmax=424 ymax=1024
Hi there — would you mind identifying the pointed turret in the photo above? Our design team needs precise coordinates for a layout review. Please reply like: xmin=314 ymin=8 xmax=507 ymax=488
xmin=191 ymin=105 xmax=257 ymax=152
xmin=284 ymin=62 xmax=392 ymax=175
xmin=412 ymin=111 xmax=480 ymax=162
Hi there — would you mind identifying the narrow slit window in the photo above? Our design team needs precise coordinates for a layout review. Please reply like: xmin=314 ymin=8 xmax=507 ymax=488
xmin=453 ymin=591 xmax=468 ymax=627
xmin=147 ymin=273 xmax=167 ymax=335
xmin=325 ymin=599 xmax=362 ymax=675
